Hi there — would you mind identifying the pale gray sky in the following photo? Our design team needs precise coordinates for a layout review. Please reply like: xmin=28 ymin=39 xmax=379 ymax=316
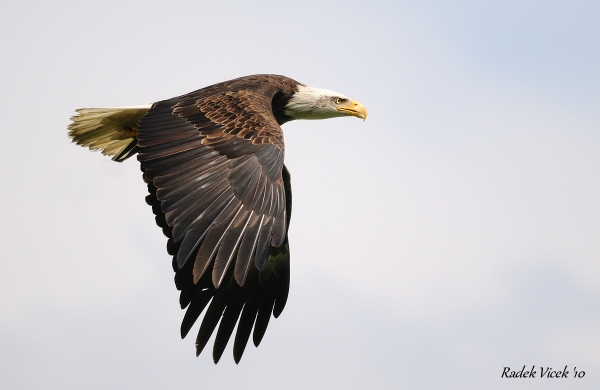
xmin=1 ymin=1 xmax=599 ymax=389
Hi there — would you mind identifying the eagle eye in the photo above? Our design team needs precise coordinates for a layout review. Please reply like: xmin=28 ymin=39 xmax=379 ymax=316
xmin=334 ymin=97 xmax=345 ymax=104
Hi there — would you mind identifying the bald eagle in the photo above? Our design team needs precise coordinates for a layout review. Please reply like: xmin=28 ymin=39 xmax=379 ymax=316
xmin=68 ymin=74 xmax=367 ymax=363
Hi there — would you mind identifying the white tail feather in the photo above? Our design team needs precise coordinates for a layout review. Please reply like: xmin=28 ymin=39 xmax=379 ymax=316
xmin=68 ymin=105 xmax=151 ymax=162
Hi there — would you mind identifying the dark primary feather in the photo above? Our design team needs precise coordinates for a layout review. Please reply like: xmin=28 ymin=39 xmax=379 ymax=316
xmin=137 ymin=75 xmax=297 ymax=363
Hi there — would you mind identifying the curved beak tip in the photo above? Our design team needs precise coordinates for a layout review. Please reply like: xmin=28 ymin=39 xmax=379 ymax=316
xmin=338 ymin=100 xmax=368 ymax=121
xmin=356 ymin=104 xmax=367 ymax=121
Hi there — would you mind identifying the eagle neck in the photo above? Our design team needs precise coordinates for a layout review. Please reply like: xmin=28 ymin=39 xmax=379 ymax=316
xmin=272 ymin=90 xmax=295 ymax=125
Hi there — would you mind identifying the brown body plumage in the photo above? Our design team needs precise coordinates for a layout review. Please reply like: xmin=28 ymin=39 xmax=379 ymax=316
xmin=68 ymin=74 xmax=367 ymax=363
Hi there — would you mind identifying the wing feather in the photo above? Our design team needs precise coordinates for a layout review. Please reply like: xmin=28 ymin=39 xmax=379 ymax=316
xmin=253 ymin=290 xmax=276 ymax=347
xmin=166 ymin=177 xmax=230 ymax=229
xmin=212 ymin=209 xmax=252 ymax=288
xmin=233 ymin=293 xmax=260 ymax=362
xmin=250 ymin=173 xmax=269 ymax=212
xmin=192 ymin=201 xmax=243 ymax=284
xmin=234 ymin=214 xmax=264 ymax=286
xmin=254 ymin=218 xmax=274 ymax=271
xmin=152 ymin=152 xmax=225 ymax=189
xmin=136 ymin=77 xmax=296 ymax=363
xmin=140 ymin=138 xmax=206 ymax=161
xmin=195 ymin=287 xmax=231 ymax=357
xmin=180 ymin=287 xmax=213 ymax=339
xmin=143 ymin=148 xmax=216 ymax=179
xmin=176 ymin=195 xmax=235 ymax=266
xmin=212 ymin=291 xmax=246 ymax=363
xmin=157 ymin=161 xmax=228 ymax=206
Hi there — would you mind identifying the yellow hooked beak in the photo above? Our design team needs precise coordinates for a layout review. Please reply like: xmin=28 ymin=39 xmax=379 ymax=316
xmin=337 ymin=100 xmax=368 ymax=121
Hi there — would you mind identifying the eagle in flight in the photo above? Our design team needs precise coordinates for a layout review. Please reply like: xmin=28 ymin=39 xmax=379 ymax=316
xmin=68 ymin=74 xmax=367 ymax=363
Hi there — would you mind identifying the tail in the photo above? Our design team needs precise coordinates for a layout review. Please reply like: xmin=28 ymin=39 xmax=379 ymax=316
xmin=68 ymin=105 xmax=151 ymax=162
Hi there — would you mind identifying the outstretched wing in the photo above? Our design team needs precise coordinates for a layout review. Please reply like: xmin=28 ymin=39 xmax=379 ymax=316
xmin=137 ymin=87 xmax=291 ymax=363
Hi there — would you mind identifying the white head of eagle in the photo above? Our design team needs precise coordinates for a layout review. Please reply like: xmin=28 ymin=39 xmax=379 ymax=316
xmin=284 ymin=85 xmax=367 ymax=121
